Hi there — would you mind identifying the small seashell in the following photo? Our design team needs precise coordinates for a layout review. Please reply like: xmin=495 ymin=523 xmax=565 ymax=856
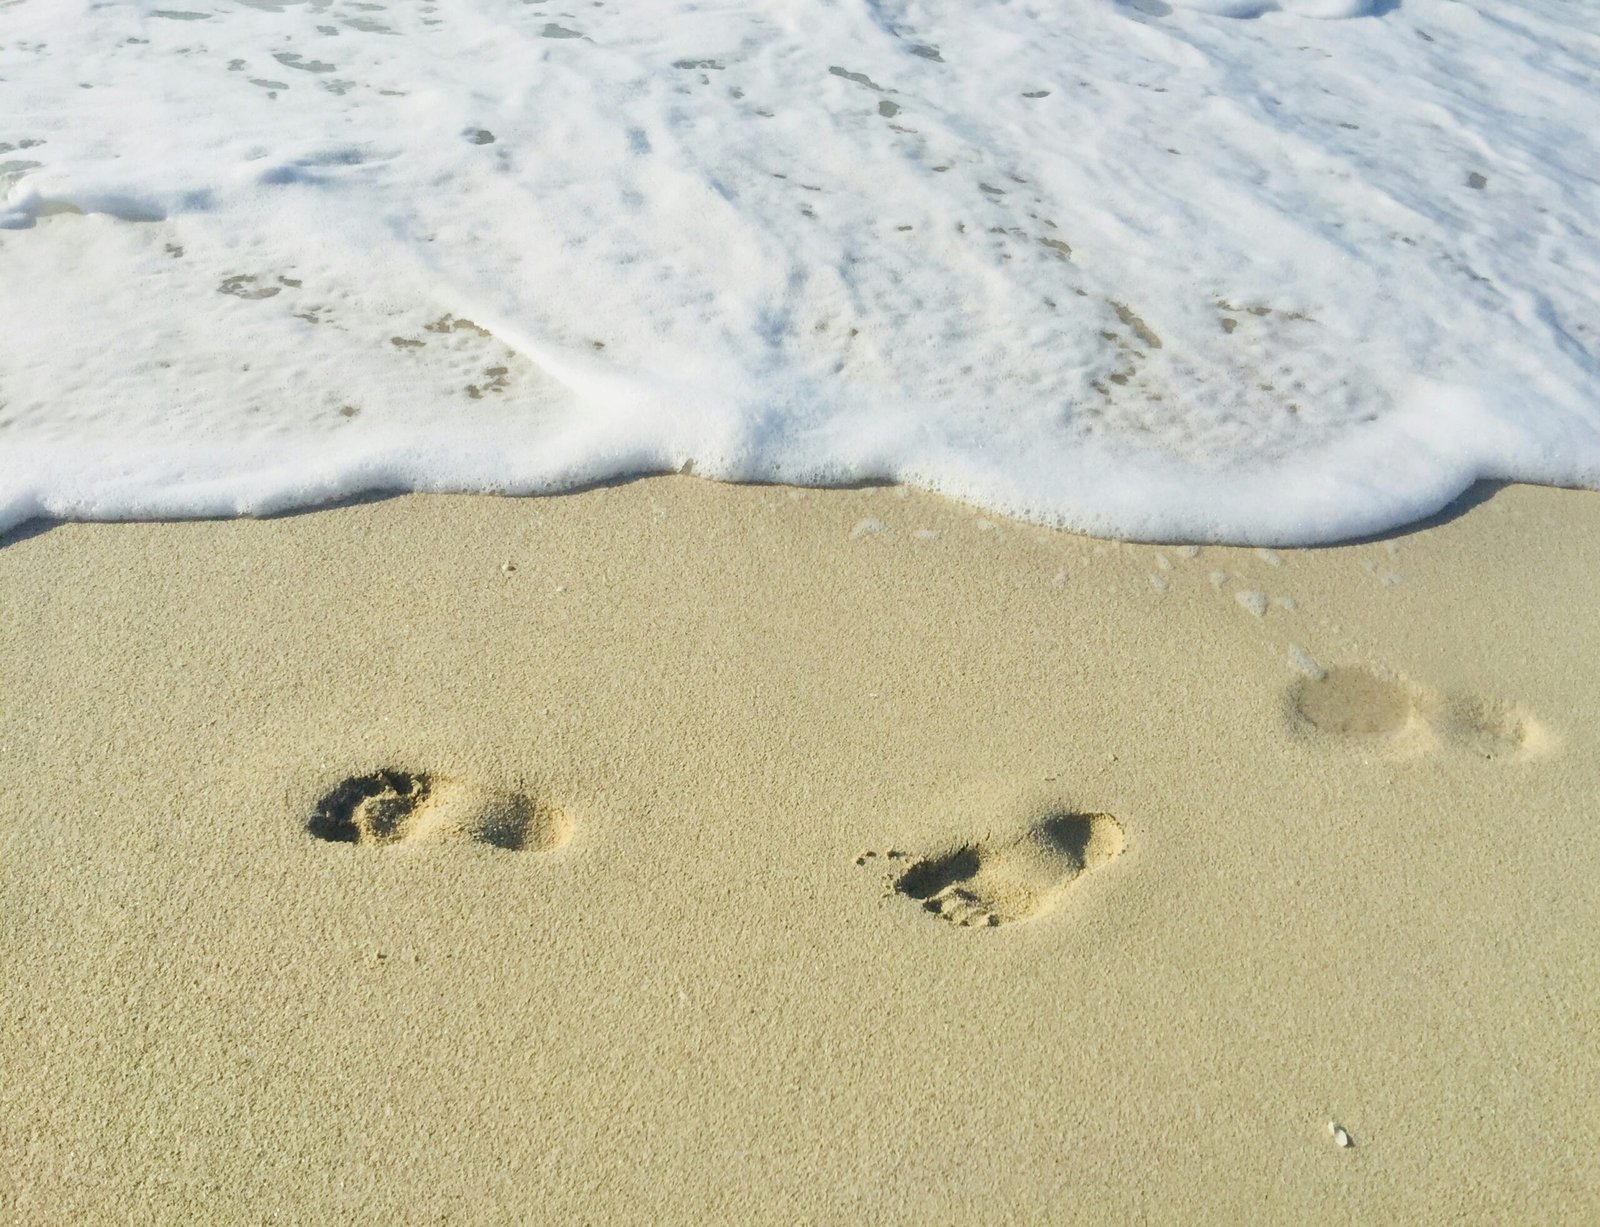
xmin=1329 ymin=1121 xmax=1353 ymax=1148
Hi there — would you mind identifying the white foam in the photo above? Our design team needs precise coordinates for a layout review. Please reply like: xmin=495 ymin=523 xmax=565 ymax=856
xmin=1288 ymin=645 xmax=1323 ymax=678
xmin=1236 ymin=590 xmax=1270 ymax=617
xmin=2 ymin=0 xmax=1597 ymax=544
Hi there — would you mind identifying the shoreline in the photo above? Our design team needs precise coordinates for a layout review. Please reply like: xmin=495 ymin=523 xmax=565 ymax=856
xmin=0 ymin=471 xmax=1551 ymax=553
xmin=3 ymin=477 xmax=1597 ymax=1222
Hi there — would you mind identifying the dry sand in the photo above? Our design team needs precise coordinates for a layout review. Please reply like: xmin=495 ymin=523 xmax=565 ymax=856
xmin=2 ymin=478 xmax=1597 ymax=1223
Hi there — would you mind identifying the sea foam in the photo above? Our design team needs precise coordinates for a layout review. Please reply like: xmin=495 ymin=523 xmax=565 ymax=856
xmin=1 ymin=0 xmax=1597 ymax=544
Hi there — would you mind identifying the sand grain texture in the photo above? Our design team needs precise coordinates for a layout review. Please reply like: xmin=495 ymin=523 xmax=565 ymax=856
xmin=2 ymin=479 xmax=1597 ymax=1223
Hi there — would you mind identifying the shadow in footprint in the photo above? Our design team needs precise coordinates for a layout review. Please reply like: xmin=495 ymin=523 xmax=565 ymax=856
xmin=895 ymin=845 xmax=983 ymax=902
xmin=308 ymin=769 xmax=570 ymax=851
xmin=879 ymin=812 xmax=1125 ymax=928
xmin=309 ymin=769 xmax=429 ymax=844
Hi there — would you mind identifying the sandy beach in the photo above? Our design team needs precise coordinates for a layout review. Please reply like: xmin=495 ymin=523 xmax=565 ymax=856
xmin=2 ymin=476 xmax=1597 ymax=1223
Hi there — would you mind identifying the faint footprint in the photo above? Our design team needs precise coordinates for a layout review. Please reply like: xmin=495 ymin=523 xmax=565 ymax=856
xmin=1289 ymin=665 xmax=1550 ymax=760
xmin=307 ymin=769 xmax=571 ymax=851
xmin=1436 ymin=695 xmax=1552 ymax=761
xmin=1291 ymin=666 xmax=1423 ymax=739
xmin=862 ymin=812 xmax=1125 ymax=927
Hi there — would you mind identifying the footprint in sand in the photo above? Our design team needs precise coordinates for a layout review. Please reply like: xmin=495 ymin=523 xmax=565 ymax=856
xmin=1292 ymin=666 xmax=1421 ymax=738
xmin=860 ymin=812 xmax=1126 ymax=928
xmin=1289 ymin=665 xmax=1550 ymax=760
xmin=307 ymin=769 xmax=571 ymax=851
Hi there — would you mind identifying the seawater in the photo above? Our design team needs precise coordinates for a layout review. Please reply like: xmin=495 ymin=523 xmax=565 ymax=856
xmin=1 ymin=0 xmax=1597 ymax=543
